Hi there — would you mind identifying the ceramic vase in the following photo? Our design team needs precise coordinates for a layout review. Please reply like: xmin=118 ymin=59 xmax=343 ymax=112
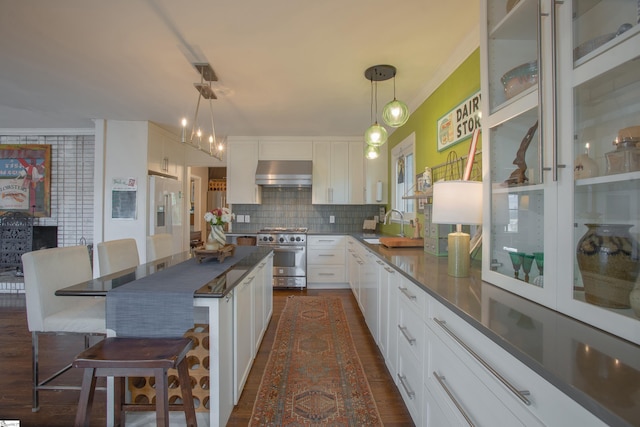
xmin=574 ymin=154 xmax=599 ymax=179
xmin=630 ymin=283 xmax=640 ymax=318
xmin=206 ymin=225 xmax=226 ymax=250
xmin=576 ymin=224 xmax=640 ymax=308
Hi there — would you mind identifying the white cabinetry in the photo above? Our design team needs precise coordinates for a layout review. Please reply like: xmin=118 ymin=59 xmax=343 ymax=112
xmin=307 ymin=235 xmax=346 ymax=286
xmin=481 ymin=0 xmax=640 ymax=344
xmin=347 ymin=238 xmax=363 ymax=303
xmin=233 ymin=272 xmax=254 ymax=403
xmin=227 ymin=139 xmax=262 ymax=204
xmin=258 ymin=139 xmax=313 ymax=160
xmin=312 ymin=140 xmax=364 ymax=204
xmin=361 ymin=251 xmax=380 ymax=342
xmin=148 ymin=123 xmax=185 ymax=179
xmin=232 ymin=254 xmax=273 ymax=403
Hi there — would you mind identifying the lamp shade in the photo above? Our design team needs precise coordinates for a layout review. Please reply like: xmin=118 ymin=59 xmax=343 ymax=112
xmin=364 ymin=123 xmax=388 ymax=147
xmin=432 ymin=180 xmax=483 ymax=225
xmin=382 ymin=98 xmax=410 ymax=127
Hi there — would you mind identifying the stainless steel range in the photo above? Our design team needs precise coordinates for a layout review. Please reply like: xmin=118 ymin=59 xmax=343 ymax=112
xmin=257 ymin=227 xmax=307 ymax=289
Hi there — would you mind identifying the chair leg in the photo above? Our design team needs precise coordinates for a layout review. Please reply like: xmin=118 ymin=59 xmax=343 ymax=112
xmin=154 ymin=368 xmax=170 ymax=427
xmin=31 ymin=331 xmax=39 ymax=412
xmin=177 ymin=358 xmax=197 ymax=427
xmin=74 ymin=368 xmax=97 ymax=427
xmin=114 ymin=376 xmax=125 ymax=427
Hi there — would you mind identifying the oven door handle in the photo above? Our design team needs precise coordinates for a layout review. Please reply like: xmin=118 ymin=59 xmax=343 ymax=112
xmin=273 ymin=246 xmax=305 ymax=251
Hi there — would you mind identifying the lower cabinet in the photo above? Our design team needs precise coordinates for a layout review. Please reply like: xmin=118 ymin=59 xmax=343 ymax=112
xmin=233 ymin=254 xmax=273 ymax=405
xmin=307 ymin=235 xmax=346 ymax=285
xmin=351 ymin=240 xmax=606 ymax=427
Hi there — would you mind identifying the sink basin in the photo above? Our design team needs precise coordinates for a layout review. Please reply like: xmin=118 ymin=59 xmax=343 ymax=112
xmin=363 ymin=238 xmax=380 ymax=245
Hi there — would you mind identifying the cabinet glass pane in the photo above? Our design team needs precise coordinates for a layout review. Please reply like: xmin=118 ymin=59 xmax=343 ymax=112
xmin=489 ymin=107 xmax=544 ymax=286
xmin=572 ymin=0 xmax=639 ymax=68
xmin=486 ymin=0 xmax=539 ymax=113
xmin=573 ymin=55 xmax=640 ymax=319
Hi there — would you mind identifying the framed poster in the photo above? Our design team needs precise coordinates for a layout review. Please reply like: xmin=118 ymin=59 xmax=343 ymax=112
xmin=437 ymin=90 xmax=481 ymax=151
xmin=111 ymin=177 xmax=137 ymax=220
xmin=0 ymin=144 xmax=51 ymax=217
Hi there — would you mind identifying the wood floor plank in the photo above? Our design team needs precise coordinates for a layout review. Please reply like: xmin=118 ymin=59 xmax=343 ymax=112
xmin=0 ymin=289 xmax=413 ymax=426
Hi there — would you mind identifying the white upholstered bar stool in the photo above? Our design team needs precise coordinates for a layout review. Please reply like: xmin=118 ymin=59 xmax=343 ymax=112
xmin=97 ymin=238 xmax=140 ymax=276
xmin=147 ymin=233 xmax=173 ymax=262
xmin=21 ymin=245 xmax=106 ymax=412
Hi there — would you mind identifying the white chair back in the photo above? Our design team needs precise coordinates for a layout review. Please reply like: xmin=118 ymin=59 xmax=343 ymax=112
xmin=147 ymin=233 xmax=174 ymax=262
xmin=22 ymin=245 xmax=94 ymax=332
xmin=97 ymin=238 xmax=140 ymax=276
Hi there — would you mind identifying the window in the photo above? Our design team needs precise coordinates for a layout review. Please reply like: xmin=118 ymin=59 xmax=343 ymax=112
xmin=390 ymin=133 xmax=416 ymax=222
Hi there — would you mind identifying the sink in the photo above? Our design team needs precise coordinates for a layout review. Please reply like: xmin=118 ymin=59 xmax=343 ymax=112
xmin=363 ymin=238 xmax=380 ymax=245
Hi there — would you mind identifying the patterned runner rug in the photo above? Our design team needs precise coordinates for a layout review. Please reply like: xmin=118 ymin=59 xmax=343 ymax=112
xmin=250 ymin=296 xmax=383 ymax=426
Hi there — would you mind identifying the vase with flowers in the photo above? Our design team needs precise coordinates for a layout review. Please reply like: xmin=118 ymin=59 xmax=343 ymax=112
xmin=204 ymin=207 xmax=234 ymax=250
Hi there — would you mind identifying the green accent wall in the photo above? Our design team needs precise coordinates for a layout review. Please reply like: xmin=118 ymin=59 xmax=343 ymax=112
xmin=381 ymin=48 xmax=480 ymax=236
xmin=388 ymin=48 xmax=481 ymax=173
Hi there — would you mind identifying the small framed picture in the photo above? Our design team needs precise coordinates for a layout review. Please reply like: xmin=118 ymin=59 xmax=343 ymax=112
xmin=416 ymin=173 xmax=426 ymax=212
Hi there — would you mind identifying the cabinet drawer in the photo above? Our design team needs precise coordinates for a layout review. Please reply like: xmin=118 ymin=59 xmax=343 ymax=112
xmin=307 ymin=265 xmax=346 ymax=283
xmin=428 ymin=329 xmax=532 ymax=427
xmin=398 ymin=342 xmax=423 ymax=425
xmin=429 ymin=298 xmax=605 ymax=427
xmin=307 ymin=235 xmax=345 ymax=249
xmin=397 ymin=277 xmax=427 ymax=316
xmin=307 ymin=249 xmax=345 ymax=265
xmin=398 ymin=298 xmax=426 ymax=362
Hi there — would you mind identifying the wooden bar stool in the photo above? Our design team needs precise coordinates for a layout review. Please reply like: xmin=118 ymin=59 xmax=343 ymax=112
xmin=73 ymin=337 xmax=197 ymax=427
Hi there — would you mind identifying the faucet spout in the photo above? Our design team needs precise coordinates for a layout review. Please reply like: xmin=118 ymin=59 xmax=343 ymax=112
xmin=384 ymin=209 xmax=405 ymax=237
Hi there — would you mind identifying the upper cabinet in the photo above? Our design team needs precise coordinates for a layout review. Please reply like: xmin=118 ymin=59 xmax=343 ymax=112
xmin=481 ymin=0 xmax=640 ymax=344
xmin=148 ymin=123 xmax=185 ymax=179
xmin=312 ymin=140 xmax=364 ymax=204
xmin=227 ymin=139 xmax=262 ymax=204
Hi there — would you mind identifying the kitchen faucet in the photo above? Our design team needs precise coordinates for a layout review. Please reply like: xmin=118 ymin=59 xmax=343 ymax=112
xmin=384 ymin=209 xmax=405 ymax=237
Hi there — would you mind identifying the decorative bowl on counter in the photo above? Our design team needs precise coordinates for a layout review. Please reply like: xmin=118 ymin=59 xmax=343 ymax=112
xmin=501 ymin=61 xmax=538 ymax=100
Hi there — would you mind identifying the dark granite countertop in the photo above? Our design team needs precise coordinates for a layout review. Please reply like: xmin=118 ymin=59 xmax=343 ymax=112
xmin=350 ymin=234 xmax=639 ymax=427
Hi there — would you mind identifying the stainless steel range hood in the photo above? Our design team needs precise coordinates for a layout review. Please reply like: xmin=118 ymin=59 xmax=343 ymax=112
xmin=255 ymin=160 xmax=312 ymax=187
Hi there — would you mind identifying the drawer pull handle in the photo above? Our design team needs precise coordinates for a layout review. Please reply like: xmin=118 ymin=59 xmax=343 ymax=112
xmin=318 ymin=254 xmax=335 ymax=257
xmin=434 ymin=318 xmax=531 ymax=405
xmin=318 ymin=273 xmax=334 ymax=276
xmin=397 ymin=373 xmax=415 ymax=399
xmin=434 ymin=372 xmax=475 ymax=427
xmin=398 ymin=286 xmax=417 ymax=301
xmin=384 ymin=267 xmax=395 ymax=273
xmin=398 ymin=325 xmax=416 ymax=345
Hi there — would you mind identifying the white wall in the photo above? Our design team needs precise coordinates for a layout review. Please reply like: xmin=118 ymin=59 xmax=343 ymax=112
xmin=93 ymin=120 xmax=149 ymax=274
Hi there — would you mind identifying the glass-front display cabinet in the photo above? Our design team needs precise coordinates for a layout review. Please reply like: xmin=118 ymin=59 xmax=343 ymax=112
xmin=481 ymin=0 xmax=640 ymax=344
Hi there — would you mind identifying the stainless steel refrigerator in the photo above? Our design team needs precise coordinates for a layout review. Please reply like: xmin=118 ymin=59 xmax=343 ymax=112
xmin=148 ymin=175 xmax=185 ymax=254
xmin=207 ymin=190 xmax=226 ymax=211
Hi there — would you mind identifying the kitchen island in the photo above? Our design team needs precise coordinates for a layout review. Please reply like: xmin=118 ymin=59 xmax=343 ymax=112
xmin=348 ymin=234 xmax=639 ymax=427
xmin=57 ymin=246 xmax=274 ymax=427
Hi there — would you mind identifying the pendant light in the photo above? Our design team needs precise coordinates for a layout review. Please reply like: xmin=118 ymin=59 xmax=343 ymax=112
xmin=181 ymin=63 xmax=225 ymax=160
xmin=365 ymin=144 xmax=380 ymax=160
xmin=364 ymin=65 xmax=393 ymax=147
xmin=382 ymin=70 xmax=409 ymax=127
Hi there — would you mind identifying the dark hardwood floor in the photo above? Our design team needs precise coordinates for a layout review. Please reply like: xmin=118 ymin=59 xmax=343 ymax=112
xmin=0 ymin=289 xmax=413 ymax=426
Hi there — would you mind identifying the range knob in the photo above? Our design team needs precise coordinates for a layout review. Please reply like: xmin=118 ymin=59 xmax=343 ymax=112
xmin=279 ymin=237 xmax=285 ymax=243
xmin=290 ymin=236 xmax=295 ymax=242
xmin=268 ymin=236 xmax=274 ymax=242
xmin=295 ymin=236 xmax=301 ymax=242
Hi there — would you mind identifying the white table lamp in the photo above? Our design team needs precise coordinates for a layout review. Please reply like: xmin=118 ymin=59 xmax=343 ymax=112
xmin=432 ymin=180 xmax=483 ymax=277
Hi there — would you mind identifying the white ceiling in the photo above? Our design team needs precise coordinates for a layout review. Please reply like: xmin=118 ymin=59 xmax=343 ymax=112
xmin=0 ymin=0 xmax=479 ymax=137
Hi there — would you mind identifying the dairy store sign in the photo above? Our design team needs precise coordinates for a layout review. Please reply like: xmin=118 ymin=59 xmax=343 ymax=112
xmin=0 ymin=144 xmax=51 ymax=217
xmin=437 ymin=91 xmax=481 ymax=152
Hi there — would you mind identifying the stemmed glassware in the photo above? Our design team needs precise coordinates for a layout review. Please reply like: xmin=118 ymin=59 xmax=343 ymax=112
xmin=532 ymin=252 xmax=544 ymax=286
xmin=508 ymin=252 xmax=524 ymax=280
xmin=522 ymin=254 xmax=535 ymax=283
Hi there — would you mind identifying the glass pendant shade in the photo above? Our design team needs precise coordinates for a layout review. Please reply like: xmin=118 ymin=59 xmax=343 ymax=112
xmin=382 ymin=98 xmax=409 ymax=127
xmin=365 ymin=122 xmax=388 ymax=147
xmin=365 ymin=144 xmax=380 ymax=160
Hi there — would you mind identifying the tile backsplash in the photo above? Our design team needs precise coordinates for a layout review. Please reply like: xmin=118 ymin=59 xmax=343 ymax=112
xmin=230 ymin=187 xmax=382 ymax=233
